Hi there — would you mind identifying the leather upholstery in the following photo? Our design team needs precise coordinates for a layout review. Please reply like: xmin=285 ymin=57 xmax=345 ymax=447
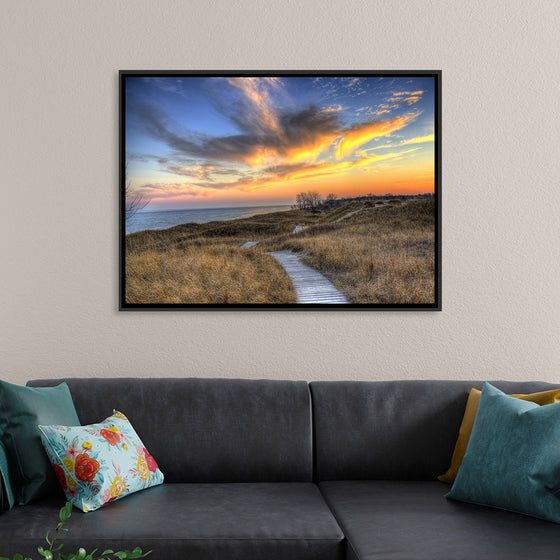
xmin=0 ymin=483 xmax=344 ymax=560
xmin=320 ymin=480 xmax=560 ymax=560
xmin=10 ymin=377 xmax=559 ymax=560
xmin=310 ymin=380 xmax=558 ymax=480
xmin=27 ymin=378 xmax=313 ymax=483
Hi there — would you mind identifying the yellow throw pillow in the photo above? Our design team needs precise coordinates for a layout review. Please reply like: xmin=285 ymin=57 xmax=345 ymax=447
xmin=438 ymin=387 xmax=560 ymax=484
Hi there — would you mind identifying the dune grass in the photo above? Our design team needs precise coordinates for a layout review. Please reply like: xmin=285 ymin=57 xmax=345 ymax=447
xmin=124 ymin=210 xmax=319 ymax=304
xmin=261 ymin=199 xmax=436 ymax=304
xmin=319 ymin=201 xmax=363 ymax=223
xmin=125 ymin=199 xmax=435 ymax=305
xmin=126 ymin=242 xmax=297 ymax=304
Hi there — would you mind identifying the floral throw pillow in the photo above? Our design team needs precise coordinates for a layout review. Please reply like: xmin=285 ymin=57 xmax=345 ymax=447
xmin=38 ymin=411 xmax=164 ymax=512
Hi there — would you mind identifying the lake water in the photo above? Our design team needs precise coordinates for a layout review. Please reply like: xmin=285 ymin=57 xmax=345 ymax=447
xmin=126 ymin=204 xmax=291 ymax=234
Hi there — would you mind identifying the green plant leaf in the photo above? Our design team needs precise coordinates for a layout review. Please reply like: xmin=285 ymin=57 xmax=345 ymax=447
xmin=0 ymin=556 xmax=10 ymax=560
xmin=64 ymin=502 xmax=73 ymax=518
xmin=38 ymin=547 xmax=54 ymax=560
xmin=13 ymin=499 xmax=149 ymax=560
xmin=59 ymin=502 xmax=72 ymax=522
xmin=39 ymin=549 xmax=53 ymax=560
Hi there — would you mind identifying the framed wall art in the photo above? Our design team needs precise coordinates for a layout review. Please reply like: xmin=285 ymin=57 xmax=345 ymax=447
xmin=120 ymin=70 xmax=441 ymax=310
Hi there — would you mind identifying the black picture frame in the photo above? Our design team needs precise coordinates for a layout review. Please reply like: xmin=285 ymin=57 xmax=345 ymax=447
xmin=120 ymin=70 xmax=441 ymax=310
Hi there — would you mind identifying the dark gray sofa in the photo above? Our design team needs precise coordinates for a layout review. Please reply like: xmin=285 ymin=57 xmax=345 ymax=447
xmin=1 ymin=378 xmax=559 ymax=560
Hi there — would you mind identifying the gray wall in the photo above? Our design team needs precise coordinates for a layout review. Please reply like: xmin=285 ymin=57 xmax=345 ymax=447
xmin=2 ymin=1 xmax=559 ymax=384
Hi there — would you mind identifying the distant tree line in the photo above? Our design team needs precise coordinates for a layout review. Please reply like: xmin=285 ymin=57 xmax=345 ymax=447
xmin=293 ymin=192 xmax=338 ymax=211
xmin=293 ymin=190 xmax=433 ymax=212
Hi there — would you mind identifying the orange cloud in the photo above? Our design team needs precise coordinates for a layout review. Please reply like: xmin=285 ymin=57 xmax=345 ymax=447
xmin=335 ymin=114 xmax=417 ymax=159
xmin=136 ymin=147 xmax=432 ymax=206
xmin=286 ymin=151 xmax=419 ymax=182
xmin=403 ymin=96 xmax=421 ymax=105
xmin=386 ymin=91 xmax=424 ymax=104
xmin=282 ymin=134 xmax=338 ymax=164
xmin=135 ymin=182 xmax=211 ymax=200
xmin=242 ymin=131 xmax=339 ymax=168
xmin=244 ymin=147 xmax=279 ymax=168
xmin=392 ymin=90 xmax=424 ymax=96
xmin=234 ymin=149 xmax=421 ymax=191
xmin=366 ymin=133 xmax=435 ymax=151
xmin=400 ymin=133 xmax=434 ymax=145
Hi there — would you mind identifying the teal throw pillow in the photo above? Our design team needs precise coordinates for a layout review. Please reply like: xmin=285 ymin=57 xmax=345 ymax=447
xmin=446 ymin=382 xmax=560 ymax=523
xmin=0 ymin=439 xmax=15 ymax=511
xmin=39 ymin=411 xmax=164 ymax=512
xmin=0 ymin=380 xmax=80 ymax=504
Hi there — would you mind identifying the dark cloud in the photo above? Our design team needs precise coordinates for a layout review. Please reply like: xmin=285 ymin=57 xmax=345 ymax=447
xmin=127 ymin=99 xmax=343 ymax=167
xmin=162 ymin=162 xmax=240 ymax=181
xmin=127 ymin=152 xmax=171 ymax=165
xmin=277 ymin=105 xmax=340 ymax=150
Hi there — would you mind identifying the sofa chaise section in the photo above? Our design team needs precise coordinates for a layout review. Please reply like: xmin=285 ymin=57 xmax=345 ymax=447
xmin=320 ymin=480 xmax=560 ymax=560
xmin=310 ymin=380 xmax=560 ymax=560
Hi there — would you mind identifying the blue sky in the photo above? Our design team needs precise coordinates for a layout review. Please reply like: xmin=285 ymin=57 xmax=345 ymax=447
xmin=125 ymin=75 xmax=435 ymax=210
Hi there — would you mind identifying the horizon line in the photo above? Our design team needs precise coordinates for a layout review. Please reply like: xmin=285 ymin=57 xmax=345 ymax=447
xmin=136 ymin=193 xmax=435 ymax=214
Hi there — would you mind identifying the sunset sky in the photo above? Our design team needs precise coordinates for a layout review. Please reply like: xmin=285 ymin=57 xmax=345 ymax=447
xmin=124 ymin=74 xmax=436 ymax=211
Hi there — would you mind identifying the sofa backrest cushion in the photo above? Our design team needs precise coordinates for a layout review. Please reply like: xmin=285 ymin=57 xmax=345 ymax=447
xmin=27 ymin=378 xmax=313 ymax=483
xmin=310 ymin=380 xmax=560 ymax=481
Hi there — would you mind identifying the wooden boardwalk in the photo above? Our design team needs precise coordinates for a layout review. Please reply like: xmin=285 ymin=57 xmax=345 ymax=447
xmin=269 ymin=251 xmax=349 ymax=304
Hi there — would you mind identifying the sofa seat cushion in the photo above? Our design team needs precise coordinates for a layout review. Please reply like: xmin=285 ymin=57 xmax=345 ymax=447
xmin=0 ymin=483 xmax=344 ymax=560
xmin=319 ymin=481 xmax=560 ymax=560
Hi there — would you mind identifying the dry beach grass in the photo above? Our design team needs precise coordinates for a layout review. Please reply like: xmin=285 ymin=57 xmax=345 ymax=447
xmin=125 ymin=199 xmax=435 ymax=305
xmin=262 ymin=199 xmax=435 ymax=304
xmin=126 ymin=243 xmax=297 ymax=304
